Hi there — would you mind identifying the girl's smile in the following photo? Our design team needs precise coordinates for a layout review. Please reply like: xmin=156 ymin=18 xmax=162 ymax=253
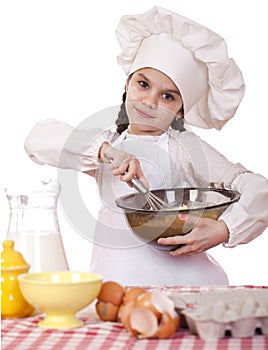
xmin=125 ymin=68 xmax=183 ymax=136
xmin=134 ymin=106 xmax=156 ymax=119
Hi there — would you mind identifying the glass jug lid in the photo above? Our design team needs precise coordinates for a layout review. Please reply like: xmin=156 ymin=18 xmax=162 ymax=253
xmin=5 ymin=178 xmax=60 ymax=209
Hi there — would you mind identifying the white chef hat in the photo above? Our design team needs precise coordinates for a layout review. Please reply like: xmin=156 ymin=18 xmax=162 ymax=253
xmin=116 ymin=6 xmax=245 ymax=130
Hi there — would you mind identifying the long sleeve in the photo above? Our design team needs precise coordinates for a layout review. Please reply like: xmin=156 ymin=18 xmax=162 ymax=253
xmin=192 ymin=136 xmax=268 ymax=247
xmin=170 ymin=130 xmax=268 ymax=247
xmin=24 ymin=119 xmax=115 ymax=173
xmin=220 ymin=172 xmax=268 ymax=247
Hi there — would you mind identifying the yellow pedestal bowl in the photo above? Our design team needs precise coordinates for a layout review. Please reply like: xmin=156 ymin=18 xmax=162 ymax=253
xmin=18 ymin=271 xmax=102 ymax=329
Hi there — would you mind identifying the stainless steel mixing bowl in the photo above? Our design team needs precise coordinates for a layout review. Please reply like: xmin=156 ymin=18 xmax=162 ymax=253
xmin=115 ymin=187 xmax=240 ymax=251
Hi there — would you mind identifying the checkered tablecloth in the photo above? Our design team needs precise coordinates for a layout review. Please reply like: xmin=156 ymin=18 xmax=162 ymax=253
xmin=2 ymin=286 xmax=268 ymax=350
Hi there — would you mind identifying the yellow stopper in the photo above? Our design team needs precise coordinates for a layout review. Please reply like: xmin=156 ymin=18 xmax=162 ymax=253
xmin=1 ymin=240 xmax=30 ymax=270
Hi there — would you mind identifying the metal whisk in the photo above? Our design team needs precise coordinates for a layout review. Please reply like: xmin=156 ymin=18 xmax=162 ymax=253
xmin=130 ymin=177 xmax=170 ymax=210
xmin=104 ymin=153 xmax=170 ymax=210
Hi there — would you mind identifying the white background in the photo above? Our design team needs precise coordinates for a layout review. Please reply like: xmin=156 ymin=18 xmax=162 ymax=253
xmin=1 ymin=0 xmax=267 ymax=285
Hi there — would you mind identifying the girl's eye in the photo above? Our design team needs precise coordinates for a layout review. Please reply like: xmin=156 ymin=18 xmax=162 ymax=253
xmin=162 ymin=93 xmax=174 ymax=101
xmin=138 ymin=80 xmax=149 ymax=88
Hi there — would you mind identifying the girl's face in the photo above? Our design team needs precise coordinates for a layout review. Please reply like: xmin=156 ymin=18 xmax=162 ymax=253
xmin=125 ymin=68 xmax=183 ymax=136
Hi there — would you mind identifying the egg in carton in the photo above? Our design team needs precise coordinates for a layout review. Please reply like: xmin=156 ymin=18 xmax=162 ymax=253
xmin=171 ymin=288 xmax=268 ymax=340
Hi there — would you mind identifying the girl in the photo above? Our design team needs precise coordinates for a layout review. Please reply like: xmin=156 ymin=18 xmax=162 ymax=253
xmin=24 ymin=7 xmax=268 ymax=286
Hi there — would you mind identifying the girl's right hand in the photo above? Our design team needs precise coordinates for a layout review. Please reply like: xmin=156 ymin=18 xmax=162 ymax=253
xmin=100 ymin=142 xmax=149 ymax=189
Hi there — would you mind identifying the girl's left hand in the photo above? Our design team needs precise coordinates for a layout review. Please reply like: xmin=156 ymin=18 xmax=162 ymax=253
xmin=157 ymin=214 xmax=229 ymax=256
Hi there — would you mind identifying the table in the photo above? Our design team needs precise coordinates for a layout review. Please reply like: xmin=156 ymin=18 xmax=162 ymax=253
xmin=2 ymin=286 xmax=268 ymax=350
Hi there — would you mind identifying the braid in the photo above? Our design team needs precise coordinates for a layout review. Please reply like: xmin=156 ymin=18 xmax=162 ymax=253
xmin=171 ymin=116 xmax=186 ymax=132
xmin=115 ymin=91 xmax=129 ymax=134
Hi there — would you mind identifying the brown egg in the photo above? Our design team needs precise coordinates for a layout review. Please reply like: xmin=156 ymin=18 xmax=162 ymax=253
xmin=123 ymin=287 xmax=146 ymax=304
xmin=125 ymin=291 xmax=179 ymax=339
xmin=119 ymin=300 xmax=137 ymax=335
xmin=96 ymin=282 xmax=179 ymax=339
xmin=150 ymin=291 xmax=176 ymax=314
xmin=129 ymin=306 xmax=158 ymax=339
xmin=95 ymin=300 xmax=119 ymax=321
xmin=135 ymin=292 xmax=161 ymax=319
xmin=156 ymin=311 xmax=180 ymax=339
xmin=97 ymin=281 xmax=125 ymax=306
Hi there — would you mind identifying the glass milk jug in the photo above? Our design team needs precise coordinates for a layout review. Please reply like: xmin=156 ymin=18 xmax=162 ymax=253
xmin=5 ymin=179 xmax=69 ymax=272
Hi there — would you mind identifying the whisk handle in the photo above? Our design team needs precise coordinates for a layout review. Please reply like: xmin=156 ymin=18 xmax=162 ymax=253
xmin=104 ymin=152 xmax=148 ymax=194
xmin=130 ymin=177 xmax=148 ymax=194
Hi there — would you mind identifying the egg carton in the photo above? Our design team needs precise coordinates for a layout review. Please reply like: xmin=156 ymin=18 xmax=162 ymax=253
xmin=170 ymin=288 xmax=268 ymax=340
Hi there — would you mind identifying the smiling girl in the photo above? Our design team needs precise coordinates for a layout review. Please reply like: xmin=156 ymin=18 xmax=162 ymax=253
xmin=24 ymin=7 xmax=268 ymax=286
xmin=125 ymin=69 xmax=183 ymax=135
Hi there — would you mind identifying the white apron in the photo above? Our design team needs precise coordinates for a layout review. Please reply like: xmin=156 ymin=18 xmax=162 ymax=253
xmin=89 ymin=129 xmax=228 ymax=286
